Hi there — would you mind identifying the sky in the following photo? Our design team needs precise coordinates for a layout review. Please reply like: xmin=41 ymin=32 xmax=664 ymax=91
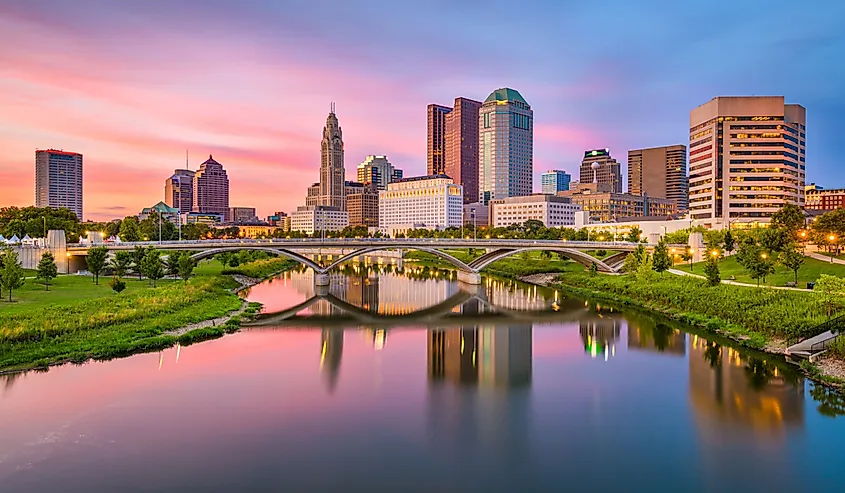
xmin=1 ymin=0 xmax=843 ymax=221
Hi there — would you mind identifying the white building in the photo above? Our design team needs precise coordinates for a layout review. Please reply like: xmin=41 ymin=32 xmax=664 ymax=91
xmin=490 ymin=194 xmax=581 ymax=228
xmin=379 ymin=175 xmax=463 ymax=236
xmin=574 ymin=211 xmax=692 ymax=243
xmin=290 ymin=205 xmax=349 ymax=235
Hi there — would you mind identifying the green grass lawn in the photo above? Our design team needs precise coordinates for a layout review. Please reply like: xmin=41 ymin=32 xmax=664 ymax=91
xmin=682 ymin=255 xmax=845 ymax=287
xmin=405 ymin=249 xmax=584 ymax=278
xmin=1 ymin=260 xmax=223 ymax=315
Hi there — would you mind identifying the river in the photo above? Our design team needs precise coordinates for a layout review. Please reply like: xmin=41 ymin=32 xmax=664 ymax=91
xmin=1 ymin=264 xmax=844 ymax=492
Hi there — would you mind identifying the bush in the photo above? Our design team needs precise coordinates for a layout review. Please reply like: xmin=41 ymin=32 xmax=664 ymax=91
xmin=221 ymin=258 xmax=297 ymax=279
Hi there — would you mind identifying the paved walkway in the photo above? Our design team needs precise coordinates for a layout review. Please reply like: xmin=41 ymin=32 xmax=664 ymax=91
xmin=668 ymin=268 xmax=811 ymax=291
xmin=806 ymin=251 xmax=845 ymax=266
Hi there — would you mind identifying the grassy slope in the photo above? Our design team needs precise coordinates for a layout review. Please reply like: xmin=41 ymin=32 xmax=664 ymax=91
xmin=681 ymin=255 xmax=845 ymax=286
xmin=0 ymin=260 xmax=242 ymax=371
xmin=404 ymin=249 xmax=583 ymax=278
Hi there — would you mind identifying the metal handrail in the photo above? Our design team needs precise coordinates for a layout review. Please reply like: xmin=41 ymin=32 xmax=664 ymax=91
xmin=797 ymin=314 xmax=845 ymax=344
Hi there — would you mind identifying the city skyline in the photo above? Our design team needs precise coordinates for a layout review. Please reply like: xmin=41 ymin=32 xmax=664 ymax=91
xmin=1 ymin=1 xmax=844 ymax=221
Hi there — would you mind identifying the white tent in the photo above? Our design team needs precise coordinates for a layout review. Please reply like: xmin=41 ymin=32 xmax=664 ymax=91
xmin=8 ymin=234 xmax=20 ymax=244
xmin=0 ymin=234 xmax=5 ymax=243
xmin=21 ymin=234 xmax=36 ymax=245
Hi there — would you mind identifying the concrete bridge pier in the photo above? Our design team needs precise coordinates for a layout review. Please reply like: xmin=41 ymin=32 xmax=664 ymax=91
xmin=457 ymin=271 xmax=482 ymax=285
xmin=315 ymin=273 xmax=330 ymax=286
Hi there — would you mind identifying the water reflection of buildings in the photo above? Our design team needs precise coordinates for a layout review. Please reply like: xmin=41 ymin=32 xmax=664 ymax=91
xmin=428 ymin=325 xmax=532 ymax=388
xmin=579 ymin=318 xmax=621 ymax=360
xmin=485 ymin=278 xmax=549 ymax=312
xmin=320 ymin=329 xmax=344 ymax=393
xmin=688 ymin=334 xmax=804 ymax=440
xmin=360 ymin=328 xmax=387 ymax=350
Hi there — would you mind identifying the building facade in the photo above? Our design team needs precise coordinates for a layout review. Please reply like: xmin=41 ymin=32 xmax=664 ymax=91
xmin=565 ymin=191 xmax=676 ymax=223
xmin=805 ymin=184 xmax=845 ymax=211
xmin=491 ymin=194 xmax=581 ymax=228
xmin=463 ymin=202 xmax=490 ymax=227
xmin=35 ymin=149 xmax=83 ymax=220
xmin=427 ymin=104 xmax=452 ymax=175
xmin=379 ymin=175 xmax=463 ymax=235
xmin=579 ymin=149 xmax=622 ymax=193
xmin=290 ymin=205 xmax=349 ymax=235
xmin=541 ymin=170 xmax=571 ymax=194
xmin=164 ymin=169 xmax=195 ymax=214
xmin=688 ymin=96 xmax=806 ymax=227
xmin=138 ymin=201 xmax=180 ymax=224
xmin=478 ymin=88 xmax=533 ymax=204
xmin=319 ymin=106 xmax=346 ymax=209
xmin=347 ymin=186 xmax=379 ymax=228
xmin=193 ymin=155 xmax=230 ymax=221
xmin=356 ymin=155 xmax=403 ymax=190
xmin=229 ymin=207 xmax=258 ymax=224
xmin=444 ymin=97 xmax=482 ymax=203
xmin=627 ymin=145 xmax=688 ymax=210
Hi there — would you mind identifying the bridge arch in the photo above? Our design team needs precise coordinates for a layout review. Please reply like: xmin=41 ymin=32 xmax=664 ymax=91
xmin=468 ymin=247 xmax=617 ymax=273
xmin=323 ymin=246 xmax=474 ymax=273
xmin=189 ymin=247 xmax=324 ymax=272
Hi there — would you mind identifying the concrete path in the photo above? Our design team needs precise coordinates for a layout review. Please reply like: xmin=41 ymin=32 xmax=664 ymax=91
xmin=806 ymin=251 xmax=845 ymax=266
xmin=668 ymin=268 xmax=811 ymax=291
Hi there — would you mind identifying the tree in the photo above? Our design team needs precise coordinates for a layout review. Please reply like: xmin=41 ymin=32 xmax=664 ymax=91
xmin=770 ymin=204 xmax=805 ymax=237
xmin=736 ymin=242 xmax=774 ymax=286
xmin=623 ymin=245 xmax=648 ymax=274
xmin=131 ymin=246 xmax=148 ymax=279
xmin=178 ymin=254 xmax=195 ymax=282
xmin=652 ymin=241 xmax=671 ymax=275
xmin=815 ymin=274 xmax=845 ymax=319
xmin=724 ymin=230 xmax=735 ymax=254
xmin=109 ymin=276 xmax=126 ymax=294
xmin=87 ymin=246 xmax=109 ymax=285
xmin=779 ymin=244 xmax=805 ymax=284
xmin=626 ymin=226 xmax=643 ymax=243
xmin=140 ymin=249 xmax=165 ymax=287
xmin=109 ymin=251 xmax=132 ymax=278
xmin=36 ymin=252 xmax=58 ymax=291
xmin=589 ymin=262 xmax=598 ymax=276
xmin=0 ymin=249 xmax=26 ymax=302
xmin=119 ymin=216 xmax=141 ymax=242
xmin=704 ymin=256 xmax=721 ymax=286
xmin=811 ymin=209 xmax=845 ymax=254
xmin=166 ymin=251 xmax=182 ymax=278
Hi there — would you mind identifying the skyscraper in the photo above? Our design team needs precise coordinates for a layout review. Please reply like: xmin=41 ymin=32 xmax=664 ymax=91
xmin=164 ymin=169 xmax=195 ymax=214
xmin=579 ymin=149 xmax=622 ymax=193
xmin=541 ymin=170 xmax=571 ymax=194
xmin=444 ymin=97 xmax=482 ymax=203
xmin=356 ymin=155 xmax=403 ymax=190
xmin=320 ymin=105 xmax=346 ymax=209
xmin=427 ymin=104 xmax=452 ymax=175
xmin=627 ymin=145 xmax=688 ymax=210
xmin=193 ymin=154 xmax=230 ymax=221
xmin=478 ymin=88 xmax=533 ymax=204
xmin=35 ymin=149 xmax=83 ymax=220
xmin=689 ymin=96 xmax=806 ymax=227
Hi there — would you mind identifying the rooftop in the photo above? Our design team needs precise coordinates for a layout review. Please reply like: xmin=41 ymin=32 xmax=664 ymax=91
xmin=395 ymin=174 xmax=452 ymax=183
xmin=484 ymin=88 xmax=528 ymax=105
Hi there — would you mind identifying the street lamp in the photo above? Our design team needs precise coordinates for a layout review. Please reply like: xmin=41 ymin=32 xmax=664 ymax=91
xmin=828 ymin=234 xmax=837 ymax=262
xmin=688 ymin=248 xmax=694 ymax=271
xmin=66 ymin=252 xmax=71 ymax=274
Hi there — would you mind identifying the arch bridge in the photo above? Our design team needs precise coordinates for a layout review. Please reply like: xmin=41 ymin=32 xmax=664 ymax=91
xmin=66 ymin=238 xmax=680 ymax=285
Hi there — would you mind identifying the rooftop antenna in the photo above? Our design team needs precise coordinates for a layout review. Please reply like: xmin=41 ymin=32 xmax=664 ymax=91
xmin=331 ymin=101 xmax=335 ymax=114
xmin=185 ymin=149 xmax=189 ymax=170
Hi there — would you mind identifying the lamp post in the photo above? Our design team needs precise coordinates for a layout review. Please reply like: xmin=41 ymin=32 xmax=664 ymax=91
xmin=66 ymin=252 xmax=71 ymax=274
xmin=688 ymin=248 xmax=694 ymax=271
xmin=829 ymin=234 xmax=837 ymax=263
xmin=799 ymin=230 xmax=807 ymax=253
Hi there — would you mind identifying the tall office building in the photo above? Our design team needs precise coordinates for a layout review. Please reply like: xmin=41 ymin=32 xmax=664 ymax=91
xmin=35 ymin=149 xmax=83 ymax=220
xmin=478 ymin=88 xmax=533 ymax=204
xmin=164 ymin=169 xmax=195 ymax=214
xmin=579 ymin=149 xmax=622 ymax=193
xmin=627 ymin=145 xmax=688 ymax=210
xmin=444 ymin=97 xmax=482 ymax=203
xmin=193 ymin=155 xmax=230 ymax=221
xmin=688 ymin=96 xmax=806 ymax=227
xmin=320 ymin=104 xmax=346 ymax=209
xmin=427 ymin=104 xmax=452 ymax=175
xmin=541 ymin=170 xmax=571 ymax=194
xmin=347 ymin=185 xmax=379 ymax=228
xmin=356 ymin=155 xmax=403 ymax=190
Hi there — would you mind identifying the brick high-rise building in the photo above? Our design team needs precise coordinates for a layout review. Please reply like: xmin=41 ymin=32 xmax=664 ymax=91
xmin=35 ymin=149 xmax=83 ymax=220
xmin=444 ymin=97 xmax=482 ymax=203
xmin=193 ymin=155 xmax=230 ymax=221
xmin=478 ymin=88 xmax=533 ymax=203
xmin=165 ymin=169 xmax=195 ymax=214
xmin=627 ymin=145 xmax=688 ymax=210
xmin=579 ymin=149 xmax=622 ymax=194
xmin=347 ymin=184 xmax=379 ymax=228
xmin=427 ymin=104 xmax=452 ymax=175
xmin=689 ymin=96 xmax=806 ymax=227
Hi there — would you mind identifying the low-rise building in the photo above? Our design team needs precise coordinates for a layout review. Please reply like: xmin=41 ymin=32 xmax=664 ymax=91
xmin=379 ymin=175 xmax=463 ymax=235
xmin=229 ymin=207 xmax=258 ymax=224
xmin=560 ymin=190 xmax=676 ymax=223
xmin=186 ymin=212 xmax=224 ymax=225
xmin=290 ymin=205 xmax=349 ymax=235
xmin=267 ymin=211 xmax=287 ymax=227
xmin=490 ymin=194 xmax=581 ymax=228
xmin=219 ymin=224 xmax=275 ymax=238
xmin=139 ymin=202 xmax=181 ymax=224
xmin=806 ymin=184 xmax=845 ymax=211
xmin=463 ymin=202 xmax=489 ymax=227
xmin=574 ymin=212 xmax=691 ymax=241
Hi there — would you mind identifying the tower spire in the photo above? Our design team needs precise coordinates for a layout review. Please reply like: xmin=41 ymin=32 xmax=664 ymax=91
xmin=331 ymin=101 xmax=335 ymax=114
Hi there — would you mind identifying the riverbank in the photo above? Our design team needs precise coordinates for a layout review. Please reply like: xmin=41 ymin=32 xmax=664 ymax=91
xmin=518 ymin=271 xmax=845 ymax=388
xmin=404 ymin=250 xmax=582 ymax=278
xmin=0 ymin=258 xmax=295 ymax=373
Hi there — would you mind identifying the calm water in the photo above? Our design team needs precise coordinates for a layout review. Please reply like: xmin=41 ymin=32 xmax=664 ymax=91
xmin=2 ymin=265 xmax=845 ymax=492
